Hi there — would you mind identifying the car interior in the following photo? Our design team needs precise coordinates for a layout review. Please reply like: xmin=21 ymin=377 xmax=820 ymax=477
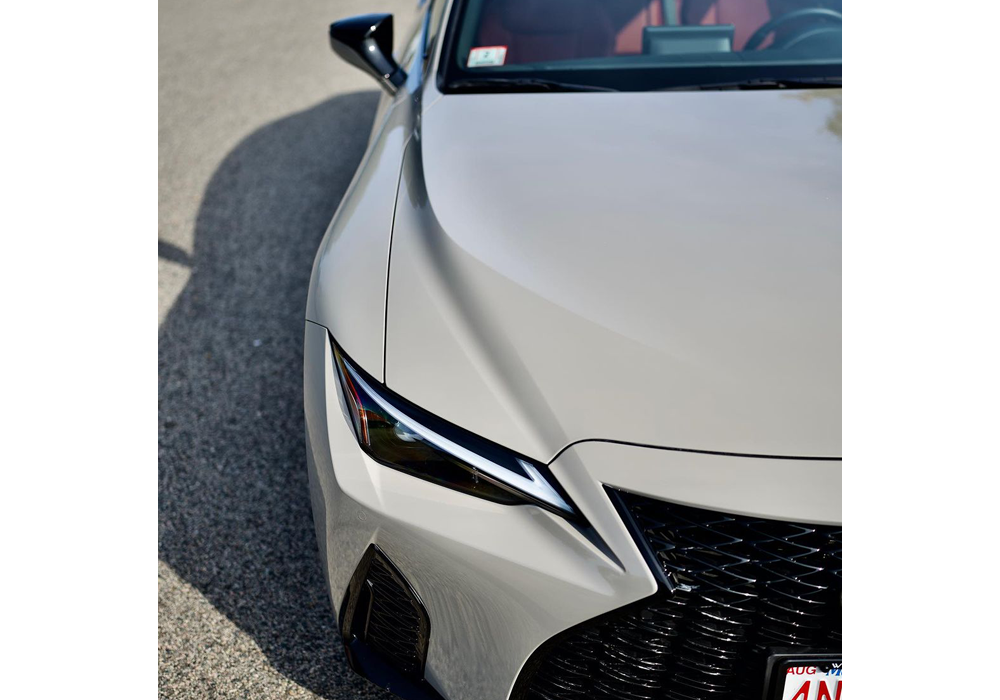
xmin=468 ymin=0 xmax=842 ymax=66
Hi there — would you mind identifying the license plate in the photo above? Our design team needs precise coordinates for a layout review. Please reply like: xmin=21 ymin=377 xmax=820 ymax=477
xmin=766 ymin=655 xmax=842 ymax=700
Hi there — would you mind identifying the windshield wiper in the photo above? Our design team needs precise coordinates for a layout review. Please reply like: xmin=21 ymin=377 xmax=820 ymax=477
xmin=664 ymin=77 xmax=841 ymax=91
xmin=447 ymin=77 xmax=617 ymax=93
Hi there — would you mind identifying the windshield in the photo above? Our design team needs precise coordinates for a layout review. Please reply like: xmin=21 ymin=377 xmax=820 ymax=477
xmin=439 ymin=0 xmax=841 ymax=92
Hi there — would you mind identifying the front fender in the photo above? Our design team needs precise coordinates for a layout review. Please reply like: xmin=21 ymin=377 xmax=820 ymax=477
xmin=306 ymin=93 xmax=415 ymax=380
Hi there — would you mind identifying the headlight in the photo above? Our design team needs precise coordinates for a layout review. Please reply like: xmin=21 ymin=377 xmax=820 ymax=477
xmin=331 ymin=338 xmax=576 ymax=518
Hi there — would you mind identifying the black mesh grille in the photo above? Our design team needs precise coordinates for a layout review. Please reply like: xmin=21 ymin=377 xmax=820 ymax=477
xmin=513 ymin=492 xmax=841 ymax=700
xmin=341 ymin=546 xmax=430 ymax=680
xmin=364 ymin=554 xmax=425 ymax=675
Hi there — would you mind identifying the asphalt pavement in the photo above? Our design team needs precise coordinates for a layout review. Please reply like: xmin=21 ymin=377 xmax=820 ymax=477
xmin=159 ymin=1 xmax=415 ymax=697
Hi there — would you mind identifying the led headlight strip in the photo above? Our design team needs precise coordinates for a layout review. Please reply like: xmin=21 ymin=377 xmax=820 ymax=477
xmin=332 ymin=339 xmax=574 ymax=517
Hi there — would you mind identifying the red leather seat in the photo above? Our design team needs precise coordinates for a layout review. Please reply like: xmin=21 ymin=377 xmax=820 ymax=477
xmin=614 ymin=0 xmax=668 ymax=55
xmin=617 ymin=0 xmax=772 ymax=55
xmin=683 ymin=0 xmax=772 ymax=49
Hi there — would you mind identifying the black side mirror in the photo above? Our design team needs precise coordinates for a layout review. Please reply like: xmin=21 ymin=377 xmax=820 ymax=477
xmin=329 ymin=14 xmax=407 ymax=95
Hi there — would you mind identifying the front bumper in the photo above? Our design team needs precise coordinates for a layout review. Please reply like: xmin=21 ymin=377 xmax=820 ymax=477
xmin=303 ymin=321 xmax=842 ymax=700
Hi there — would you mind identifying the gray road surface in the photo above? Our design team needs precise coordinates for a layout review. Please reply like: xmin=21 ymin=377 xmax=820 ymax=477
xmin=159 ymin=1 xmax=415 ymax=697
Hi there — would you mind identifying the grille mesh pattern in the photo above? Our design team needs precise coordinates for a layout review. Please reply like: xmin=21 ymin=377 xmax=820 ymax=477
xmin=363 ymin=554 xmax=425 ymax=676
xmin=515 ymin=493 xmax=841 ymax=700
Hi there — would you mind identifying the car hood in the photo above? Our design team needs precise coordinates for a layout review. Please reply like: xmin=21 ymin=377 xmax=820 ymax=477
xmin=383 ymin=89 xmax=841 ymax=462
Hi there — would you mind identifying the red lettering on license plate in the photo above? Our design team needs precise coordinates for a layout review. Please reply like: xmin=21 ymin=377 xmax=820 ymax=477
xmin=782 ymin=667 xmax=842 ymax=700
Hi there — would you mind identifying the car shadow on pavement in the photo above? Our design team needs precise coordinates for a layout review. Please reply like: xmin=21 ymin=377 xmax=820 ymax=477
xmin=159 ymin=91 xmax=393 ymax=699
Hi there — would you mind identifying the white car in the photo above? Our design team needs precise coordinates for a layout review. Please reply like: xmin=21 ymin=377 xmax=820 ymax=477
xmin=304 ymin=2 xmax=841 ymax=700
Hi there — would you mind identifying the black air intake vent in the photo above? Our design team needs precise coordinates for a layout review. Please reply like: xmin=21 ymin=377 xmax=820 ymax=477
xmin=362 ymin=554 xmax=425 ymax=674
xmin=512 ymin=492 xmax=841 ymax=700
xmin=340 ymin=545 xmax=430 ymax=680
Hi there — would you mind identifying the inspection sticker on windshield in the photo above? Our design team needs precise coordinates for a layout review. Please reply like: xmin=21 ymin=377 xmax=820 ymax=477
xmin=468 ymin=46 xmax=507 ymax=67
